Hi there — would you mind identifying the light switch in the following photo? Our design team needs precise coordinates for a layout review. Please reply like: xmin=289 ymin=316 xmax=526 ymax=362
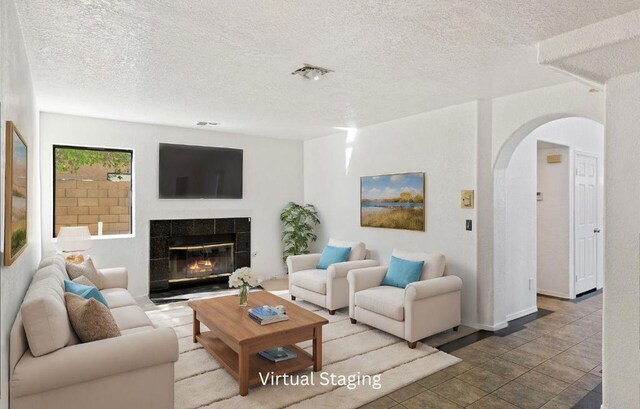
xmin=465 ymin=220 xmax=472 ymax=231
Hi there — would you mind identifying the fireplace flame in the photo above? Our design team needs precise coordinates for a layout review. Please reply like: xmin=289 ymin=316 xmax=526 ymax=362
xmin=188 ymin=259 xmax=216 ymax=272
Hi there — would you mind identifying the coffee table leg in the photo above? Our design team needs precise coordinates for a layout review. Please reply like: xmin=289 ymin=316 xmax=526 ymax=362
xmin=313 ymin=326 xmax=322 ymax=371
xmin=239 ymin=346 xmax=249 ymax=396
xmin=193 ymin=310 xmax=200 ymax=343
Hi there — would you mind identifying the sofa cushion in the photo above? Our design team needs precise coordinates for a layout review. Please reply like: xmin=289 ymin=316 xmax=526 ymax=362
xmin=100 ymin=288 xmax=137 ymax=309
xmin=328 ymin=238 xmax=366 ymax=261
xmin=291 ymin=269 xmax=327 ymax=294
xmin=65 ymin=293 xmax=121 ymax=343
xmin=120 ymin=325 xmax=156 ymax=336
xmin=66 ymin=257 xmax=104 ymax=289
xmin=316 ymin=245 xmax=351 ymax=269
xmin=38 ymin=252 xmax=67 ymax=273
xmin=21 ymin=277 xmax=73 ymax=357
xmin=64 ymin=280 xmax=109 ymax=307
xmin=392 ymin=249 xmax=446 ymax=280
xmin=110 ymin=305 xmax=153 ymax=331
xmin=31 ymin=264 xmax=67 ymax=287
xmin=355 ymin=286 xmax=405 ymax=321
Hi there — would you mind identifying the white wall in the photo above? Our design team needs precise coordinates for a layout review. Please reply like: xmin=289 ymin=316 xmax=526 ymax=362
xmin=537 ymin=145 xmax=570 ymax=298
xmin=0 ymin=1 xmax=41 ymax=407
xmin=304 ymin=102 xmax=479 ymax=325
xmin=503 ymin=118 xmax=603 ymax=318
xmin=39 ymin=113 xmax=304 ymax=297
xmin=603 ymin=72 xmax=640 ymax=409
xmin=480 ymin=81 xmax=604 ymax=329
xmin=491 ymin=82 xmax=604 ymax=165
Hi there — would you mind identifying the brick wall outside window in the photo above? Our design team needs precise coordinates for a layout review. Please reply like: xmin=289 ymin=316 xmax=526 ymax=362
xmin=53 ymin=145 xmax=133 ymax=237
xmin=54 ymin=179 xmax=131 ymax=236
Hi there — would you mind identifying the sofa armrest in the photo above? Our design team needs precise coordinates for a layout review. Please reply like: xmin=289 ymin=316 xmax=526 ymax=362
xmin=98 ymin=267 xmax=129 ymax=289
xmin=347 ymin=266 xmax=388 ymax=318
xmin=10 ymin=328 xmax=178 ymax=399
xmin=286 ymin=254 xmax=321 ymax=274
xmin=328 ymin=260 xmax=379 ymax=279
xmin=405 ymin=275 xmax=463 ymax=302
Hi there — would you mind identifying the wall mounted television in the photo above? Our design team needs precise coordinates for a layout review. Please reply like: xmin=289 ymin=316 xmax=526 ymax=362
xmin=159 ymin=143 xmax=243 ymax=199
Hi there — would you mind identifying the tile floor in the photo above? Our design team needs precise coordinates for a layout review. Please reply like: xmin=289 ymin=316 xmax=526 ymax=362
xmin=360 ymin=292 xmax=603 ymax=409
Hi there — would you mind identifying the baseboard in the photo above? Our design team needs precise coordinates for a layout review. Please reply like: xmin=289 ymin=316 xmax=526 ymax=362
xmin=506 ymin=306 xmax=538 ymax=321
xmin=471 ymin=321 xmax=508 ymax=331
xmin=537 ymin=289 xmax=570 ymax=299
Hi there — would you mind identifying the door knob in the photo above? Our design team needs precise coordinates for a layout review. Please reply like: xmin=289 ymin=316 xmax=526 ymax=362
xmin=594 ymin=228 xmax=601 ymax=233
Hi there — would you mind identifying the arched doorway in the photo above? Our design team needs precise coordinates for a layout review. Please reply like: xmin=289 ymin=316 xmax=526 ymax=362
xmin=492 ymin=115 xmax=604 ymax=327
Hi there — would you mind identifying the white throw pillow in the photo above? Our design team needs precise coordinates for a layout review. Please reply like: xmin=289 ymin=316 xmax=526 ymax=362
xmin=391 ymin=249 xmax=446 ymax=280
xmin=328 ymin=238 xmax=366 ymax=261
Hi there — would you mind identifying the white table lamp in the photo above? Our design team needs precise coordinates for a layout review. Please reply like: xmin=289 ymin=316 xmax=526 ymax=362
xmin=57 ymin=226 xmax=93 ymax=262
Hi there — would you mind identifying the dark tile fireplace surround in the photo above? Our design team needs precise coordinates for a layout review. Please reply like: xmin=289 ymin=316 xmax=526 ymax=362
xmin=149 ymin=218 xmax=251 ymax=292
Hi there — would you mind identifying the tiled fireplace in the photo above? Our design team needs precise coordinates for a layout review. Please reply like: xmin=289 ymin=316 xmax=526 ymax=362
xmin=149 ymin=218 xmax=250 ymax=292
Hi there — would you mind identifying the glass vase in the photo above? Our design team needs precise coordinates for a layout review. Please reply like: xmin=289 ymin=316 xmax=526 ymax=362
xmin=239 ymin=284 xmax=249 ymax=307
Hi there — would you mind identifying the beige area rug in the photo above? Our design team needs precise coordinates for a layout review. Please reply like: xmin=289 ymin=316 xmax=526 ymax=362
xmin=146 ymin=290 xmax=461 ymax=409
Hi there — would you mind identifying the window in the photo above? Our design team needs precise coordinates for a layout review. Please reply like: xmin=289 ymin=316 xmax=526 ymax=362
xmin=54 ymin=145 xmax=133 ymax=237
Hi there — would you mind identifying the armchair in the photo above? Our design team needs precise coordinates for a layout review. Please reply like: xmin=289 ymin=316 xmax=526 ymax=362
xmin=287 ymin=239 xmax=378 ymax=314
xmin=347 ymin=250 xmax=462 ymax=348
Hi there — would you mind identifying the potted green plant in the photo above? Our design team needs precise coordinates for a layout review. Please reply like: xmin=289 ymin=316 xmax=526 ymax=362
xmin=280 ymin=202 xmax=320 ymax=264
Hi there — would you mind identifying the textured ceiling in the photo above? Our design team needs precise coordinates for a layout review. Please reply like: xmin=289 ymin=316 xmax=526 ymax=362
xmin=539 ymin=8 xmax=640 ymax=85
xmin=15 ymin=0 xmax=640 ymax=139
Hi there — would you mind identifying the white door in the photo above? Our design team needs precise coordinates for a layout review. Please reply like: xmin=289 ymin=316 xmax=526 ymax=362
xmin=574 ymin=153 xmax=599 ymax=295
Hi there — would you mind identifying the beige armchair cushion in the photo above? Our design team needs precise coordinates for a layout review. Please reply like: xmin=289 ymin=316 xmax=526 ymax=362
xmin=328 ymin=238 xmax=366 ymax=261
xmin=355 ymin=286 xmax=405 ymax=321
xmin=21 ymin=277 xmax=73 ymax=357
xmin=291 ymin=269 xmax=327 ymax=294
xmin=392 ymin=249 xmax=446 ymax=280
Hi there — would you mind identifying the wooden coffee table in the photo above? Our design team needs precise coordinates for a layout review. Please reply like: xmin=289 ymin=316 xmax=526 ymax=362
xmin=188 ymin=290 xmax=328 ymax=396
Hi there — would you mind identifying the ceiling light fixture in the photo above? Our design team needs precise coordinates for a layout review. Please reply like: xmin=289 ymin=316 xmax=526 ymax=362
xmin=195 ymin=121 xmax=218 ymax=127
xmin=292 ymin=64 xmax=333 ymax=81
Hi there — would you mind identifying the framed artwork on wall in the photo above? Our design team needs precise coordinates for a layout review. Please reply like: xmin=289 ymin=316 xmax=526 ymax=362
xmin=360 ymin=172 xmax=425 ymax=231
xmin=4 ymin=121 xmax=28 ymax=265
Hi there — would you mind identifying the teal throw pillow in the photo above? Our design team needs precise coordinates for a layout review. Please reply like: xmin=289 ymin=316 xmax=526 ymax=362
xmin=64 ymin=280 xmax=109 ymax=308
xmin=381 ymin=256 xmax=424 ymax=288
xmin=316 ymin=245 xmax=351 ymax=269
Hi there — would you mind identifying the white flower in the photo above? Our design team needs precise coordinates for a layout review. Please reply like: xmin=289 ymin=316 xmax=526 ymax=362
xmin=228 ymin=267 xmax=260 ymax=288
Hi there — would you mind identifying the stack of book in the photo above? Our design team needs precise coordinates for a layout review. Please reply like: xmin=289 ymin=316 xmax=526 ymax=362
xmin=248 ymin=305 xmax=289 ymax=325
xmin=259 ymin=347 xmax=298 ymax=362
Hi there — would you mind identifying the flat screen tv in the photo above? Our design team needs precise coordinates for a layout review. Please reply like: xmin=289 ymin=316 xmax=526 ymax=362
xmin=159 ymin=143 xmax=243 ymax=199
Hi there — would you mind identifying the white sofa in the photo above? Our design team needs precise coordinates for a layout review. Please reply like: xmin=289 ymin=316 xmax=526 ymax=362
xmin=347 ymin=250 xmax=462 ymax=348
xmin=9 ymin=253 xmax=178 ymax=409
xmin=287 ymin=239 xmax=378 ymax=314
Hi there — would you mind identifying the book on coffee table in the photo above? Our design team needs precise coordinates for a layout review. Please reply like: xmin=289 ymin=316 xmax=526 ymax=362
xmin=248 ymin=306 xmax=289 ymax=325
xmin=259 ymin=347 xmax=298 ymax=363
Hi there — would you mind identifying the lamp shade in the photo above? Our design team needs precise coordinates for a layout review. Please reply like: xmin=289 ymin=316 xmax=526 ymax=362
xmin=57 ymin=226 xmax=93 ymax=252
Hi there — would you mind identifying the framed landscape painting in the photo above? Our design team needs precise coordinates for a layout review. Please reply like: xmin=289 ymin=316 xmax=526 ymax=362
xmin=4 ymin=121 xmax=28 ymax=265
xmin=360 ymin=172 xmax=425 ymax=231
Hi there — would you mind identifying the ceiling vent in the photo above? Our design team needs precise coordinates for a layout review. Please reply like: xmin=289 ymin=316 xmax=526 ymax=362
xmin=195 ymin=121 xmax=218 ymax=127
xmin=291 ymin=64 xmax=333 ymax=81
